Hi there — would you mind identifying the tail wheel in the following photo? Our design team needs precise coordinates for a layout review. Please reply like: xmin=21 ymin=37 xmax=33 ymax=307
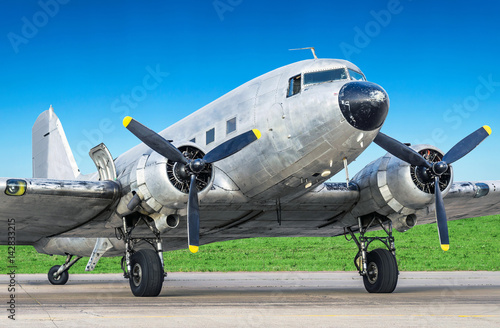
xmin=48 ymin=265 xmax=69 ymax=285
xmin=363 ymin=248 xmax=398 ymax=293
xmin=129 ymin=249 xmax=164 ymax=297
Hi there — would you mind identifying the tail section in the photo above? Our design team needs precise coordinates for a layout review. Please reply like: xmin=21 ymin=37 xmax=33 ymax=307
xmin=32 ymin=105 xmax=80 ymax=179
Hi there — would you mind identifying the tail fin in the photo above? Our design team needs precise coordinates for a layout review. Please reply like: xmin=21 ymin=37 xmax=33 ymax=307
xmin=32 ymin=105 xmax=80 ymax=179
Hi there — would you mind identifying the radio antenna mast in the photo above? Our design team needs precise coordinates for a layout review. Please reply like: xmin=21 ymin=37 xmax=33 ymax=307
xmin=289 ymin=47 xmax=318 ymax=59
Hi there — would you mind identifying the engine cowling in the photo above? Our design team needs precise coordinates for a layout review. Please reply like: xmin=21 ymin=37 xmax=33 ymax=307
xmin=349 ymin=144 xmax=453 ymax=232
xmin=115 ymin=144 xmax=214 ymax=231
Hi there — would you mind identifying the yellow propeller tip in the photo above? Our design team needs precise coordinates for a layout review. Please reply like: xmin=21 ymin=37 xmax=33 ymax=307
xmin=441 ymin=244 xmax=450 ymax=251
xmin=189 ymin=245 xmax=199 ymax=253
xmin=483 ymin=125 xmax=492 ymax=135
xmin=252 ymin=129 xmax=262 ymax=140
xmin=123 ymin=116 xmax=133 ymax=127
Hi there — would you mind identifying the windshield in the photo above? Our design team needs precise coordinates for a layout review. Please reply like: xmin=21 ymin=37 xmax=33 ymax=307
xmin=348 ymin=69 xmax=366 ymax=81
xmin=304 ymin=68 xmax=348 ymax=85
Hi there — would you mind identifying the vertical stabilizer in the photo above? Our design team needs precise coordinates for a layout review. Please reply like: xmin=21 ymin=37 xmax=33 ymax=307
xmin=32 ymin=106 xmax=80 ymax=179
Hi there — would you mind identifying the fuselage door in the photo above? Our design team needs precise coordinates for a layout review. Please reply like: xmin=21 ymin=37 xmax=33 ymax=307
xmin=89 ymin=143 xmax=117 ymax=181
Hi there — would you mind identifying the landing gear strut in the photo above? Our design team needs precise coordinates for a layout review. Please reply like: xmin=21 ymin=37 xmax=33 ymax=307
xmin=346 ymin=215 xmax=398 ymax=293
xmin=117 ymin=215 xmax=166 ymax=297
xmin=48 ymin=254 xmax=82 ymax=285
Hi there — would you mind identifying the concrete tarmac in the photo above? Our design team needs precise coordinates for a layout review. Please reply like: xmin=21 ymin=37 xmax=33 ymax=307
xmin=1 ymin=271 xmax=499 ymax=327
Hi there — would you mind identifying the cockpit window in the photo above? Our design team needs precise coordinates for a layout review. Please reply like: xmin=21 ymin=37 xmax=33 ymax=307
xmin=348 ymin=69 xmax=366 ymax=81
xmin=287 ymin=74 xmax=301 ymax=97
xmin=304 ymin=68 xmax=347 ymax=85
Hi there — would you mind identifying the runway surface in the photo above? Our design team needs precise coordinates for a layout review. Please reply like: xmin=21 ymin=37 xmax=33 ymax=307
xmin=1 ymin=271 xmax=499 ymax=327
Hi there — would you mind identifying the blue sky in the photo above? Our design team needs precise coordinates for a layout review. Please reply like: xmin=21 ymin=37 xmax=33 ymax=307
xmin=1 ymin=0 xmax=499 ymax=182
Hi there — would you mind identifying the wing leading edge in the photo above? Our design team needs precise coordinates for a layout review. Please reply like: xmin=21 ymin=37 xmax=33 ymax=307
xmin=416 ymin=181 xmax=500 ymax=223
xmin=0 ymin=178 xmax=120 ymax=244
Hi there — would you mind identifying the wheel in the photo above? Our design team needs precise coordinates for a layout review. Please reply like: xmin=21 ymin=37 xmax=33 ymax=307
xmin=129 ymin=249 xmax=164 ymax=297
xmin=362 ymin=248 xmax=398 ymax=293
xmin=48 ymin=265 xmax=69 ymax=285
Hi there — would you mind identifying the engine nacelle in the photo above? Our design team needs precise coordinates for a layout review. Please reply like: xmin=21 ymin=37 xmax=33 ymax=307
xmin=115 ymin=144 xmax=214 ymax=231
xmin=349 ymin=144 xmax=453 ymax=232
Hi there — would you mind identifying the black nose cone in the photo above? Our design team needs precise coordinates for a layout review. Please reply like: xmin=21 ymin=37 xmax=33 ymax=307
xmin=338 ymin=82 xmax=389 ymax=131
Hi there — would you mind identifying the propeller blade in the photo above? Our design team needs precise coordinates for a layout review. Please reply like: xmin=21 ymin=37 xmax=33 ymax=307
xmin=373 ymin=132 xmax=432 ymax=168
xmin=123 ymin=118 xmax=263 ymax=253
xmin=442 ymin=125 xmax=491 ymax=164
xmin=373 ymin=127 xmax=491 ymax=251
xmin=123 ymin=116 xmax=188 ymax=165
xmin=187 ymin=174 xmax=200 ymax=253
xmin=203 ymin=129 xmax=261 ymax=164
xmin=434 ymin=176 xmax=449 ymax=251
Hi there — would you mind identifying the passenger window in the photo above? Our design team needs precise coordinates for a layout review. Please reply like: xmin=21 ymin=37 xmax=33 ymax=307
xmin=206 ymin=128 xmax=215 ymax=145
xmin=287 ymin=74 xmax=301 ymax=97
xmin=226 ymin=117 xmax=236 ymax=135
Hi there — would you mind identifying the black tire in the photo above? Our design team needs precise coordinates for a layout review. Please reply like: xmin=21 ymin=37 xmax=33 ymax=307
xmin=362 ymin=248 xmax=398 ymax=293
xmin=48 ymin=265 xmax=69 ymax=285
xmin=129 ymin=249 xmax=164 ymax=297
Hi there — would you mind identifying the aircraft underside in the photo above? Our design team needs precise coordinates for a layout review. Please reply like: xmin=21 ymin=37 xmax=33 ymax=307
xmin=40 ymin=211 xmax=403 ymax=294
xmin=36 ymin=180 xmax=500 ymax=296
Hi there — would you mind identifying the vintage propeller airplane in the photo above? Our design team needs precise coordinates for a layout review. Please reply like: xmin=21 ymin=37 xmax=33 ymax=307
xmin=2 ymin=57 xmax=499 ymax=296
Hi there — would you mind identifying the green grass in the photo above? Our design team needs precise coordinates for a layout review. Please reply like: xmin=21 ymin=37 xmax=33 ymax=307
xmin=1 ymin=215 xmax=498 ymax=274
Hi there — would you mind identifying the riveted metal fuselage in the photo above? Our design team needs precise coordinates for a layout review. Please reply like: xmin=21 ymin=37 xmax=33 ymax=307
xmin=29 ymin=59 xmax=394 ymax=257
xmin=113 ymin=59 xmax=384 ymax=209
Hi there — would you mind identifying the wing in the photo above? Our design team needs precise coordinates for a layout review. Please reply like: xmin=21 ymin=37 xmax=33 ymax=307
xmin=199 ymin=182 xmax=360 ymax=237
xmin=415 ymin=180 xmax=500 ymax=224
xmin=195 ymin=180 xmax=500 ymax=249
xmin=0 ymin=178 xmax=120 ymax=244
xmin=118 ymin=182 xmax=360 ymax=252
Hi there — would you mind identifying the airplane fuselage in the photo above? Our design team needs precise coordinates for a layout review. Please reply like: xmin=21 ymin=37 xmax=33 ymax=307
xmin=113 ymin=59 xmax=388 ymax=214
xmin=30 ymin=58 xmax=391 ymax=258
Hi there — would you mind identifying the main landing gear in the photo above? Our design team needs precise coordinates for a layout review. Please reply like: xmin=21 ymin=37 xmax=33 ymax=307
xmin=346 ymin=215 xmax=399 ymax=293
xmin=117 ymin=214 xmax=166 ymax=297
xmin=48 ymin=254 xmax=83 ymax=285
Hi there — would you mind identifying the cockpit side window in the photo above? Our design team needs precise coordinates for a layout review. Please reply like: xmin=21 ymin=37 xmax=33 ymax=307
xmin=304 ymin=68 xmax=347 ymax=85
xmin=287 ymin=74 xmax=301 ymax=97
xmin=348 ymin=69 xmax=366 ymax=81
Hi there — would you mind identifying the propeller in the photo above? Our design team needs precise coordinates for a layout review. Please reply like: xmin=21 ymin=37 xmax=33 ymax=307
xmin=373 ymin=125 xmax=491 ymax=251
xmin=123 ymin=116 xmax=261 ymax=253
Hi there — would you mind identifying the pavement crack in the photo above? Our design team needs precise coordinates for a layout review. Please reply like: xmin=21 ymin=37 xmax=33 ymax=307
xmin=79 ymin=309 xmax=104 ymax=317
xmin=18 ymin=282 xmax=60 ymax=328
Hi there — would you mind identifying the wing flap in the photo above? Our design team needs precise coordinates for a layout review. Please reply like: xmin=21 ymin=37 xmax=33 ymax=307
xmin=0 ymin=178 xmax=120 ymax=244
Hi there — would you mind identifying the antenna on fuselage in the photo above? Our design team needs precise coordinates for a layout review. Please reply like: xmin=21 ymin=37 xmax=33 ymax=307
xmin=289 ymin=47 xmax=318 ymax=59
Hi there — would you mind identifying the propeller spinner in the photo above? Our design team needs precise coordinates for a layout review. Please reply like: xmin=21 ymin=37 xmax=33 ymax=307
xmin=373 ymin=126 xmax=491 ymax=251
xmin=123 ymin=116 xmax=261 ymax=253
